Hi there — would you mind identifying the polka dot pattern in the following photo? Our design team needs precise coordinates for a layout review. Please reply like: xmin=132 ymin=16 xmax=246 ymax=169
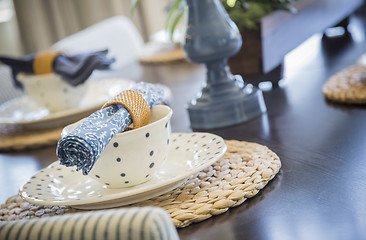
xmin=19 ymin=162 xmax=107 ymax=204
xmin=169 ymin=133 xmax=225 ymax=163
xmin=80 ymin=105 xmax=173 ymax=189
xmin=19 ymin=133 xmax=226 ymax=208
xmin=20 ymin=73 xmax=87 ymax=114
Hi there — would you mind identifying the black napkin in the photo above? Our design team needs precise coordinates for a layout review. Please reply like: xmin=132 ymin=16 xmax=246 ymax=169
xmin=0 ymin=49 xmax=115 ymax=89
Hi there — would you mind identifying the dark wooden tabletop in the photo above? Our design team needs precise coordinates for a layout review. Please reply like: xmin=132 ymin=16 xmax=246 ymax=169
xmin=1 ymin=11 xmax=366 ymax=240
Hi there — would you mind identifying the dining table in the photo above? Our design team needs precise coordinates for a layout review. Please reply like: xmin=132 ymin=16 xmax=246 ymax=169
xmin=1 ymin=9 xmax=366 ymax=240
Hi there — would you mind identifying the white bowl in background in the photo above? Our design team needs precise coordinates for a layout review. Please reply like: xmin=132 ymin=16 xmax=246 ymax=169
xmin=18 ymin=73 xmax=87 ymax=113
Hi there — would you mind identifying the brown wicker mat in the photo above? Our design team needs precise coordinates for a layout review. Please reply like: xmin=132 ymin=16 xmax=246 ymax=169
xmin=0 ymin=140 xmax=281 ymax=227
xmin=322 ymin=65 xmax=366 ymax=104
xmin=138 ymin=43 xmax=186 ymax=65
xmin=0 ymin=126 xmax=62 ymax=151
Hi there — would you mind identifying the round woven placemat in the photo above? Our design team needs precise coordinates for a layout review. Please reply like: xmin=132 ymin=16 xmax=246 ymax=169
xmin=0 ymin=126 xmax=62 ymax=151
xmin=138 ymin=43 xmax=186 ymax=64
xmin=0 ymin=140 xmax=281 ymax=227
xmin=322 ymin=65 xmax=366 ymax=104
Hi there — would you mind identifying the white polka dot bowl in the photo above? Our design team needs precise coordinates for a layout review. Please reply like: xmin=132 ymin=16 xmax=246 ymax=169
xmin=18 ymin=73 xmax=87 ymax=113
xmin=62 ymin=105 xmax=173 ymax=189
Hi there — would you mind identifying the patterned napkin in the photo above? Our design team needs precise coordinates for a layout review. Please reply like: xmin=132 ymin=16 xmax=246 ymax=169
xmin=0 ymin=49 xmax=114 ymax=89
xmin=0 ymin=207 xmax=179 ymax=240
xmin=56 ymin=82 xmax=163 ymax=175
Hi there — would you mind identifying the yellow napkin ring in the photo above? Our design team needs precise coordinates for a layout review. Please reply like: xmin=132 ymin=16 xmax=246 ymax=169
xmin=102 ymin=90 xmax=151 ymax=129
xmin=33 ymin=51 xmax=61 ymax=75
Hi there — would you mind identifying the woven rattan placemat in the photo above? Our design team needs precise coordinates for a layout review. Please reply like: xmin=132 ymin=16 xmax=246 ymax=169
xmin=0 ymin=140 xmax=281 ymax=227
xmin=0 ymin=126 xmax=62 ymax=151
xmin=138 ymin=44 xmax=186 ymax=64
xmin=322 ymin=65 xmax=366 ymax=104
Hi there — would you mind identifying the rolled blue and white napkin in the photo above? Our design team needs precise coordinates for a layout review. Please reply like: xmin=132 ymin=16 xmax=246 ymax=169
xmin=56 ymin=82 xmax=164 ymax=175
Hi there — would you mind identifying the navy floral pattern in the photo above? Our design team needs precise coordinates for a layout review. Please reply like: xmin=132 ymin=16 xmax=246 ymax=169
xmin=56 ymin=82 xmax=164 ymax=175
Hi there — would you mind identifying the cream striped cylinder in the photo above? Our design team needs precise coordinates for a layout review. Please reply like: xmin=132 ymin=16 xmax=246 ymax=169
xmin=0 ymin=207 xmax=178 ymax=240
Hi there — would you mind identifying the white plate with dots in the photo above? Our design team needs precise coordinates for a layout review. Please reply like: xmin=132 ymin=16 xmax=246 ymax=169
xmin=19 ymin=132 xmax=227 ymax=210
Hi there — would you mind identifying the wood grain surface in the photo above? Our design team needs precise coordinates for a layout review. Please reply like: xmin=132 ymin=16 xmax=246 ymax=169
xmin=1 ymin=9 xmax=366 ymax=240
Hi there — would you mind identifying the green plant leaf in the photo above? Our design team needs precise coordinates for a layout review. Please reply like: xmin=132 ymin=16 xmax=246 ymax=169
xmin=227 ymin=0 xmax=237 ymax=7
xmin=135 ymin=0 xmax=298 ymax=38
xmin=130 ymin=0 xmax=140 ymax=14
xmin=165 ymin=0 xmax=183 ymax=29
xmin=168 ymin=8 xmax=184 ymax=41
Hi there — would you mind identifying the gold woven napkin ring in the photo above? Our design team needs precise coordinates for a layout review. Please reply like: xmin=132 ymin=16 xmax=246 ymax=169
xmin=33 ymin=51 xmax=61 ymax=75
xmin=102 ymin=90 xmax=151 ymax=129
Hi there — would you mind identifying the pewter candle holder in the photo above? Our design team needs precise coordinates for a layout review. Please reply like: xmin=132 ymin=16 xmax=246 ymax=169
xmin=182 ymin=0 xmax=266 ymax=130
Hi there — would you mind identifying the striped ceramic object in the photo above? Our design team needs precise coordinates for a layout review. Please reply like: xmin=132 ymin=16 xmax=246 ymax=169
xmin=0 ymin=207 xmax=179 ymax=240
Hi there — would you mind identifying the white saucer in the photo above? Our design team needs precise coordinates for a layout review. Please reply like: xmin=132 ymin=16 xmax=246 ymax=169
xmin=0 ymin=79 xmax=172 ymax=130
xmin=0 ymin=78 xmax=134 ymax=130
xmin=19 ymin=132 xmax=227 ymax=209
xmin=357 ymin=54 xmax=366 ymax=67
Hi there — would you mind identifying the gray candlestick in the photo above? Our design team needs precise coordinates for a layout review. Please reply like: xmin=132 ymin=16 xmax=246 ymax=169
xmin=182 ymin=0 xmax=266 ymax=130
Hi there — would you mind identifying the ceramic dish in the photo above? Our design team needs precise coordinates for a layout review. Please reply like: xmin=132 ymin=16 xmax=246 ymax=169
xmin=0 ymin=79 xmax=171 ymax=130
xmin=19 ymin=132 xmax=227 ymax=209
xmin=358 ymin=53 xmax=366 ymax=66
xmin=62 ymin=105 xmax=173 ymax=188
xmin=0 ymin=78 xmax=133 ymax=129
xmin=18 ymin=73 xmax=88 ymax=113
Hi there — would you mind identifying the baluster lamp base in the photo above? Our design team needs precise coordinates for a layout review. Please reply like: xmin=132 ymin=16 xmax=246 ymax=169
xmin=187 ymin=83 xmax=266 ymax=130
